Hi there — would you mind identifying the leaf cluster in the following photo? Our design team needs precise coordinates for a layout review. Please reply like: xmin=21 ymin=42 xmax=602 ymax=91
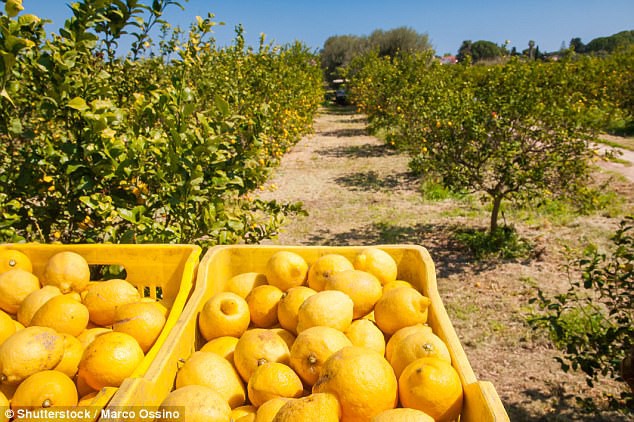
xmin=0 ymin=0 xmax=323 ymax=248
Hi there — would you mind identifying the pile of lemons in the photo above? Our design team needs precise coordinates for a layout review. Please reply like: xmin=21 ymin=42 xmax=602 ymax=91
xmin=158 ymin=247 xmax=463 ymax=422
xmin=0 ymin=249 xmax=167 ymax=418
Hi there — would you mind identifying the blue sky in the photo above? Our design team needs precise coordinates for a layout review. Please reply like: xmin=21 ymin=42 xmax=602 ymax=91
xmin=26 ymin=1 xmax=634 ymax=55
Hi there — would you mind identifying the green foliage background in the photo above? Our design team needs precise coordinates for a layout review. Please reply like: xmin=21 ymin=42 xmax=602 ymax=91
xmin=0 ymin=0 xmax=324 ymax=248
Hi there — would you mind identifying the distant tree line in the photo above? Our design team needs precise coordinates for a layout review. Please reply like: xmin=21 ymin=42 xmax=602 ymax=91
xmin=457 ymin=30 xmax=634 ymax=64
xmin=320 ymin=27 xmax=432 ymax=80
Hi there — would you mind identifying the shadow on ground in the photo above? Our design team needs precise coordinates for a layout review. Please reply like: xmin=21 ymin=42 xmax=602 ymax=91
xmin=316 ymin=143 xmax=399 ymax=158
xmin=306 ymin=221 xmax=499 ymax=278
xmin=334 ymin=170 xmax=418 ymax=192
xmin=320 ymin=127 xmax=369 ymax=138
xmin=505 ymin=385 xmax=628 ymax=422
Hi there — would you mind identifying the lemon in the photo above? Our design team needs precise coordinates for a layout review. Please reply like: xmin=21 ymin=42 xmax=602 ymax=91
xmin=17 ymin=285 xmax=62 ymax=327
xmin=246 ymin=284 xmax=284 ymax=328
xmin=226 ymin=272 xmax=268 ymax=298
xmin=289 ymin=326 xmax=352 ymax=386
xmin=81 ymin=278 xmax=141 ymax=326
xmin=390 ymin=329 xmax=452 ymax=377
xmin=324 ymin=269 xmax=382 ymax=319
xmin=0 ymin=326 xmax=64 ymax=384
xmin=247 ymin=362 xmax=304 ymax=407
xmin=112 ymin=301 xmax=167 ymax=353
xmin=344 ymin=319 xmax=386 ymax=356
xmin=374 ymin=287 xmax=431 ymax=335
xmin=200 ymin=336 xmax=240 ymax=365
xmin=255 ymin=397 xmax=292 ymax=422
xmin=175 ymin=350 xmax=246 ymax=409
xmin=0 ymin=311 xmax=16 ymax=346
xmin=0 ymin=249 xmax=32 ymax=274
xmin=78 ymin=331 xmax=144 ymax=390
xmin=296 ymin=290 xmax=353 ymax=333
xmin=265 ymin=251 xmax=308 ymax=291
xmin=43 ymin=251 xmax=90 ymax=294
xmin=353 ymin=247 xmax=398 ymax=285
xmin=30 ymin=294 xmax=89 ymax=337
xmin=313 ymin=346 xmax=398 ymax=421
xmin=398 ymin=357 xmax=463 ymax=422
xmin=0 ymin=269 xmax=40 ymax=314
xmin=307 ymin=254 xmax=354 ymax=291
xmin=199 ymin=291 xmax=250 ymax=341
xmin=11 ymin=370 xmax=78 ymax=410
xmin=277 ymin=286 xmax=317 ymax=335
xmin=273 ymin=393 xmax=341 ymax=422
xmin=385 ymin=324 xmax=433 ymax=362
xmin=156 ymin=385 xmax=232 ymax=422
xmin=54 ymin=333 xmax=84 ymax=378
xmin=234 ymin=328 xmax=290 ymax=383
xmin=371 ymin=408 xmax=435 ymax=421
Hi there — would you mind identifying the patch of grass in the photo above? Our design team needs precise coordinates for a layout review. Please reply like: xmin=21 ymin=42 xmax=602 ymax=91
xmin=446 ymin=302 xmax=480 ymax=321
xmin=420 ymin=180 xmax=466 ymax=201
xmin=455 ymin=226 xmax=533 ymax=260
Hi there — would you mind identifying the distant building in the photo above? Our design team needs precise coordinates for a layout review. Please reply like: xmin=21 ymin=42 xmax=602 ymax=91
xmin=439 ymin=55 xmax=457 ymax=65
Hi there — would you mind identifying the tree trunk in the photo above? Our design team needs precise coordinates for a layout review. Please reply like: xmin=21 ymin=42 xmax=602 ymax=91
xmin=490 ymin=195 xmax=503 ymax=233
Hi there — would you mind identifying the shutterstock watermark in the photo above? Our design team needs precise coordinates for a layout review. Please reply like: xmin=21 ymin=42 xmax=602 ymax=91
xmin=1 ymin=406 xmax=184 ymax=421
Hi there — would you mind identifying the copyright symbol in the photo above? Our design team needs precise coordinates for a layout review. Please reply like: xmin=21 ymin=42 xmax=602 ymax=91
xmin=4 ymin=408 xmax=14 ymax=419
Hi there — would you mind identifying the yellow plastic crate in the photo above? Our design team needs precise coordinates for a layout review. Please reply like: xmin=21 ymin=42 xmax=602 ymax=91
xmin=0 ymin=243 xmax=201 ymax=418
xmin=109 ymin=245 xmax=509 ymax=421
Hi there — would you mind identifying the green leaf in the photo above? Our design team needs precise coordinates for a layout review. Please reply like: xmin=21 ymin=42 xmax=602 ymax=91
xmin=117 ymin=208 xmax=136 ymax=223
xmin=214 ymin=94 xmax=230 ymax=117
xmin=67 ymin=97 xmax=89 ymax=111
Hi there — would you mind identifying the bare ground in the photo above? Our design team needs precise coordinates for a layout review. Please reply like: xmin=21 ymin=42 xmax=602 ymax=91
xmin=256 ymin=107 xmax=634 ymax=421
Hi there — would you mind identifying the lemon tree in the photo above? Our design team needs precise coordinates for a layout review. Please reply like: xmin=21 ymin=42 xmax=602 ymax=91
xmin=0 ymin=0 xmax=322 ymax=247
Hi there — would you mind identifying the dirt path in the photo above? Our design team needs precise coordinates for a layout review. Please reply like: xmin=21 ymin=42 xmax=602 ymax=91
xmin=256 ymin=107 xmax=631 ymax=421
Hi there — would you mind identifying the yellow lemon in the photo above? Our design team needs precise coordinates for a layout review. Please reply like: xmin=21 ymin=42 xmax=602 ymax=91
xmin=233 ymin=328 xmax=290 ymax=383
xmin=371 ymin=408 xmax=435 ymax=421
xmin=269 ymin=327 xmax=296 ymax=350
xmin=374 ymin=287 xmax=431 ymax=335
xmin=313 ymin=346 xmax=398 ymax=421
xmin=389 ymin=329 xmax=452 ymax=377
xmin=289 ymin=326 xmax=352 ymax=386
xmin=247 ymin=362 xmax=304 ymax=407
xmin=273 ymin=393 xmax=341 ymax=422
xmin=0 ymin=391 xmax=8 ymax=422
xmin=0 ymin=269 xmax=40 ymax=315
xmin=77 ymin=327 xmax=112 ymax=349
xmin=254 ymin=397 xmax=292 ymax=422
xmin=324 ymin=269 xmax=382 ymax=319
xmin=383 ymin=279 xmax=414 ymax=294
xmin=30 ymin=294 xmax=89 ymax=337
xmin=0 ymin=249 xmax=32 ymax=274
xmin=175 ymin=350 xmax=246 ymax=409
xmin=43 ymin=251 xmax=90 ymax=294
xmin=226 ymin=272 xmax=268 ymax=298
xmin=296 ymin=290 xmax=353 ymax=333
xmin=246 ymin=284 xmax=284 ymax=328
xmin=17 ymin=285 xmax=61 ymax=327
xmin=54 ymin=333 xmax=84 ymax=378
xmin=112 ymin=301 xmax=167 ymax=353
xmin=0 ymin=311 xmax=16 ymax=346
xmin=0 ymin=326 xmax=64 ymax=384
xmin=81 ymin=279 xmax=140 ymax=326
xmin=156 ymin=385 xmax=232 ymax=422
xmin=344 ymin=319 xmax=386 ymax=356
xmin=277 ymin=286 xmax=317 ymax=335
xmin=78 ymin=331 xmax=144 ymax=390
xmin=307 ymin=254 xmax=353 ymax=291
xmin=385 ymin=324 xmax=433 ymax=362
xmin=265 ymin=251 xmax=308 ymax=291
xmin=198 ymin=291 xmax=250 ymax=341
xmin=11 ymin=370 xmax=78 ymax=410
xmin=200 ymin=336 xmax=240 ymax=365
xmin=398 ymin=357 xmax=463 ymax=422
xmin=353 ymin=247 xmax=398 ymax=285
